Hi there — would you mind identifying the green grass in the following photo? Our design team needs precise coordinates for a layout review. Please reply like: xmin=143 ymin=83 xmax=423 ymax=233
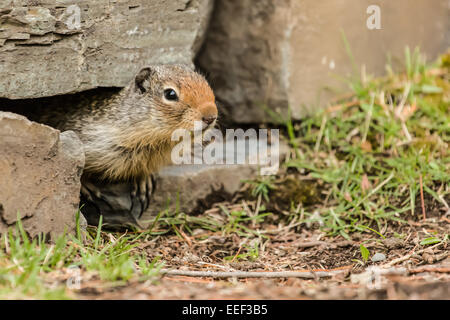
xmin=0 ymin=214 xmax=163 ymax=299
xmin=141 ymin=203 xmax=272 ymax=239
xmin=262 ymin=48 xmax=449 ymax=239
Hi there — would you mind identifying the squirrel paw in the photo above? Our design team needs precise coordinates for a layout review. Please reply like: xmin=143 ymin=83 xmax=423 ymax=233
xmin=131 ymin=175 xmax=154 ymax=212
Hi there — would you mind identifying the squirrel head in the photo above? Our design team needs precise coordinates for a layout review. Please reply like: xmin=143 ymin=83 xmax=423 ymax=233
xmin=126 ymin=65 xmax=218 ymax=141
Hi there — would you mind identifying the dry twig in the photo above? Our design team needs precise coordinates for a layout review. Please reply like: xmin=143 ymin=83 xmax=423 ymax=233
xmin=408 ymin=266 xmax=450 ymax=274
xmin=382 ymin=242 xmax=444 ymax=267
xmin=161 ymin=269 xmax=342 ymax=279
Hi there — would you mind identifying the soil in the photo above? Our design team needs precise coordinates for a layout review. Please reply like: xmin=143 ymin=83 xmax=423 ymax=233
xmin=69 ymin=200 xmax=449 ymax=300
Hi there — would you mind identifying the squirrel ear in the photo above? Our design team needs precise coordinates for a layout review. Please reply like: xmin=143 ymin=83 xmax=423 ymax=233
xmin=135 ymin=67 xmax=152 ymax=94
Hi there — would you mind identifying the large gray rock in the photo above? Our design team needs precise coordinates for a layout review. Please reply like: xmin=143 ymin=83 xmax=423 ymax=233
xmin=0 ymin=112 xmax=85 ymax=239
xmin=0 ymin=0 xmax=213 ymax=99
xmin=197 ymin=0 xmax=450 ymax=123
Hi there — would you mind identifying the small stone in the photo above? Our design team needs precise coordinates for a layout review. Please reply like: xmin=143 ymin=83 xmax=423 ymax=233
xmin=371 ymin=252 xmax=386 ymax=262
xmin=142 ymin=137 xmax=289 ymax=224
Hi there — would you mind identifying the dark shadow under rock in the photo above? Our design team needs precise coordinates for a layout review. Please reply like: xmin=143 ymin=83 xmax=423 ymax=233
xmin=80 ymin=177 xmax=154 ymax=230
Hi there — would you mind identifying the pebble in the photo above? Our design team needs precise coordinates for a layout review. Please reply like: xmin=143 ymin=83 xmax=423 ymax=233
xmin=371 ymin=252 xmax=386 ymax=262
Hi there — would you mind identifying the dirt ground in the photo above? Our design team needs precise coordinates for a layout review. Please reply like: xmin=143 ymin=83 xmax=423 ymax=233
xmin=70 ymin=202 xmax=449 ymax=300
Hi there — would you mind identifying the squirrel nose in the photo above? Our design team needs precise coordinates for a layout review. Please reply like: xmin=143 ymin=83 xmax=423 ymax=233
xmin=199 ymin=102 xmax=218 ymax=126
xmin=202 ymin=115 xmax=217 ymax=126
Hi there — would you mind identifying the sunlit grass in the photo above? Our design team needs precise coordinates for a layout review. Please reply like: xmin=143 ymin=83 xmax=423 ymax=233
xmin=268 ymin=48 xmax=449 ymax=239
xmin=0 ymin=213 xmax=163 ymax=299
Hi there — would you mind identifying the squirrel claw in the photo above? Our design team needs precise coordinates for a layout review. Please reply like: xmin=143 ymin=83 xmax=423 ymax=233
xmin=80 ymin=180 xmax=102 ymax=202
xmin=131 ymin=175 xmax=154 ymax=212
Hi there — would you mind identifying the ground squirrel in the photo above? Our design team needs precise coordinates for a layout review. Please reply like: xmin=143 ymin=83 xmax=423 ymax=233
xmin=22 ymin=65 xmax=218 ymax=212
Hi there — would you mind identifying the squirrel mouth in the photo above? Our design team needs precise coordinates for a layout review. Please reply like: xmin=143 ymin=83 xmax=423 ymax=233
xmin=187 ymin=122 xmax=215 ymax=140
xmin=187 ymin=120 xmax=216 ymax=139
xmin=191 ymin=121 xmax=215 ymax=133
xmin=202 ymin=122 xmax=215 ymax=132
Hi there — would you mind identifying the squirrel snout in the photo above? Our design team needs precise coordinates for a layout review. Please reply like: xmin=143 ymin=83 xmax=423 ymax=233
xmin=202 ymin=115 xmax=217 ymax=126
xmin=199 ymin=103 xmax=218 ymax=126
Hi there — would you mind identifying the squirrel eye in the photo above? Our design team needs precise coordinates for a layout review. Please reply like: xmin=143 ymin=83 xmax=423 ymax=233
xmin=164 ymin=88 xmax=178 ymax=101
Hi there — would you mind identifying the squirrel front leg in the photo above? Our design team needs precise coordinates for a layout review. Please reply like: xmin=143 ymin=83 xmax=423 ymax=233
xmin=79 ymin=174 xmax=154 ymax=228
xmin=131 ymin=175 xmax=155 ymax=213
